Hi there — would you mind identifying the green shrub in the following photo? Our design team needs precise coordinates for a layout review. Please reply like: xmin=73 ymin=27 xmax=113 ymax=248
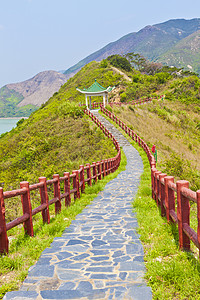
xmin=57 ymin=102 xmax=84 ymax=118
xmin=128 ymin=105 xmax=135 ymax=112
xmin=100 ymin=59 xmax=108 ymax=68
xmin=120 ymin=92 xmax=127 ymax=102
xmin=107 ymin=55 xmax=132 ymax=72
xmin=105 ymin=105 xmax=112 ymax=112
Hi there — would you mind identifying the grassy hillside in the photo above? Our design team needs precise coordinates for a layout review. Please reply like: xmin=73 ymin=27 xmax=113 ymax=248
xmin=158 ymin=30 xmax=200 ymax=74
xmin=96 ymin=55 xmax=200 ymax=189
xmin=0 ymin=61 xmax=126 ymax=222
xmin=109 ymin=99 xmax=200 ymax=190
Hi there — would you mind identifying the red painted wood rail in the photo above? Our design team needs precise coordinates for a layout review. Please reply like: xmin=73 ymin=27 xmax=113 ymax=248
xmin=79 ymin=97 xmax=155 ymax=109
xmin=0 ymin=111 xmax=121 ymax=254
xmin=101 ymin=105 xmax=200 ymax=257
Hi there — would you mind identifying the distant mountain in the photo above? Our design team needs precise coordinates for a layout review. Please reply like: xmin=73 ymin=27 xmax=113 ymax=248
xmin=64 ymin=18 xmax=200 ymax=76
xmin=157 ymin=30 xmax=200 ymax=73
xmin=0 ymin=70 xmax=69 ymax=117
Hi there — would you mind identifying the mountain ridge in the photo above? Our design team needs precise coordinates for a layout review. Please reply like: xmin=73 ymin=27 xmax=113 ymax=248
xmin=64 ymin=18 xmax=200 ymax=76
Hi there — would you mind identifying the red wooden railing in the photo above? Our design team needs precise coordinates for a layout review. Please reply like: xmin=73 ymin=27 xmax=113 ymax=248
xmin=79 ymin=96 xmax=157 ymax=109
xmin=0 ymin=110 xmax=121 ymax=254
xmin=109 ymin=97 xmax=153 ymax=107
xmin=101 ymin=106 xmax=200 ymax=257
xmin=79 ymin=102 xmax=102 ymax=109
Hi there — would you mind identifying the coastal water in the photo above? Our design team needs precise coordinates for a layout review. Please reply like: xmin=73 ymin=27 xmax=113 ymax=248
xmin=0 ymin=119 xmax=20 ymax=135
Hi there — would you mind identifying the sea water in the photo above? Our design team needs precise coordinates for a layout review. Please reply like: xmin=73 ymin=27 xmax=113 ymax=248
xmin=0 ymin=119 xmax=20 ymax=135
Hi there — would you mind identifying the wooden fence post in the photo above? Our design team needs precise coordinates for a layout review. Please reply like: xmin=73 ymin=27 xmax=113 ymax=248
xmin=20 ymin=181 xmax=34 ymax=236
xmin=97 ymin=162 xmax=102 ymax=180
xmin=101 ymin=160 xmax=105 ymax=178
xmin=72 ymin=170 xmax=80 ymax=199
xmin=79 ymin=165 xmax=85 ymax=193
xmin=86 ymin=163 xmax=92 ymax=186
xmin=0 ymin=187 xmax=9 ymax=254
xmin=154 ymin=171 xmax=162 ymax=206
xmin=176 ymin=180 xmax=190 ymax=250
xmin=105 ymin=159 xmax=108 ymax=176
xmin=164 ymin=176 xmax=175 ymax=223
xmin=92 ymin=162 xmax=97 ymax=182
xmin=159 ymin=173 xmax=167 ymax=217
xmin=151 ymin=168 xmax=157 ymax=200
xmin=39 ymin=177 xmax=50 ymax=224
xmin=53 ymin=174 xmax=61 ymax=214
xmin=197 ymin=191 xmax=200 ymax=258
xmin=64 ymin=172 xmax=71 ymax=206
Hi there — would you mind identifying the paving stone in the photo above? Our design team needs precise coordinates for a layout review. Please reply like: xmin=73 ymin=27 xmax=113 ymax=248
xmin=40 ymin=290 xmax=83 ymax=299
xmin=56 ymin=252 xmax=73 ymax=260
xmin=90 ymin=249 xmax=110 ymax=255
xmin=119 ymin=272 xmax=127 ymax=280
xmin=113 ymin=255 xmax=131 ymax=263
xmin=91 ymin=239 xmax=107 ymax=247
xmin=85 ymin=266 xmax=114 ymax=273
xmin=56 ymin=269 xmax=83 ymax=281
xmin=3 ymin=291 xmax=38 ymax=299
xmin=28 ymin=265 xmax=55 ymax=278
xmin=90 ymin=255 xmax=110 ymax=261
xmin=119 ymin=261 xmax=146 ymax=272
xmin=58 ymin=282 xmax=76 ymax=290
xmin=126 ymin=284 xmax=152 ymax=299
xmin=66 ymin=239 xmax=88 ymax=246
xmin=77 ymin=281 xmax=93 ymax=291
xmin=72 ymin=253 xmax=90 ymax=260
xmin=90 ymin=274 xmax=117 ymax=280
xmin=55 ymin=261 xmax=85 ymax=269
xmin=112 ymin=250 xmax=124 ymax=257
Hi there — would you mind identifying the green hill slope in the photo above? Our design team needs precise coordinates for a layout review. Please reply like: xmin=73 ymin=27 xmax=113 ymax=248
xmin=0 ymin=61 xmax=124 ymax=193
xmin=157 ymin=30 xmax=200 ymax=73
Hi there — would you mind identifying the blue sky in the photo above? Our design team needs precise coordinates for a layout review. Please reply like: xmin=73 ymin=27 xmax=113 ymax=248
xmin=0 ymin=0 xmax=200 ymax=88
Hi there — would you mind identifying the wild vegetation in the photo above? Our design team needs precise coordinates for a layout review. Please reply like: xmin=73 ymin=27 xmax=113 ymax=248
xmin=104 ymin=54 xmax=200 ymax=190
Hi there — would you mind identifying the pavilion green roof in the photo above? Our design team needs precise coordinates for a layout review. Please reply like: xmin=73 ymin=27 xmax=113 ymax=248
xmin=77 ymin=80 xmax=113 ymax=93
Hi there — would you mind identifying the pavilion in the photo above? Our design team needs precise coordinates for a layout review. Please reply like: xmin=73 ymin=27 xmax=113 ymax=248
xmin=76 ymin=80 xmax=115 ymax=109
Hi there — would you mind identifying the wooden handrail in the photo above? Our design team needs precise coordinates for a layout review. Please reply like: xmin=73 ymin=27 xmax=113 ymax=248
xmin=0 ymin=109 xmax=121 ymax=254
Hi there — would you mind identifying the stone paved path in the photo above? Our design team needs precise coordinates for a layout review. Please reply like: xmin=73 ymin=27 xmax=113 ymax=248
xmin=4 ymin=111 xmax=152 ymax=300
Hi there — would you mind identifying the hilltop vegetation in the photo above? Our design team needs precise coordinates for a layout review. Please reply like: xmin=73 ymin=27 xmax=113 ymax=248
xmin=0 ymin=61 xmax=125 ymax=213
xmin=103 ymin=54 xmax=200 ymax=190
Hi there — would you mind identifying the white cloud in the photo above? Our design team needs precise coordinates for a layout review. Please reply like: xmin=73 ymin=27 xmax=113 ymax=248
xmin=0 ymin=25 xmax=4 ymax=30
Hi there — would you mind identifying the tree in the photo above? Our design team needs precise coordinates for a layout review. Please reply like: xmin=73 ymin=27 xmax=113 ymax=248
xmin=125 ymin=53 xmax=147 ymax=71
xmin=125 ymin=52 xmax=163 ymax=75
xmin=107 ymin=55 xmax=132 ymax=72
